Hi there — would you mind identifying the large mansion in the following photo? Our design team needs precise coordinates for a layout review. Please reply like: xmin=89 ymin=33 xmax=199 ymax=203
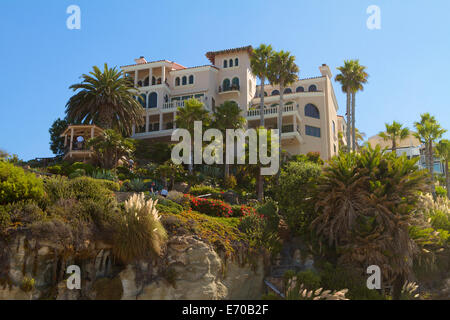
xmin=121 ymin=45 xmax=345 ymax=160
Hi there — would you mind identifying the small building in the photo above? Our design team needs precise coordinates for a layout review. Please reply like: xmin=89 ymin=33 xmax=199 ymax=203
xmin=60 ymin=125 xmax=104 ymax=162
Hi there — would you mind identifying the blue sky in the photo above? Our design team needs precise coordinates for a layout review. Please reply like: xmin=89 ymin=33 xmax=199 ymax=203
xmin=0 ymin=0 xmax=449 ymax=160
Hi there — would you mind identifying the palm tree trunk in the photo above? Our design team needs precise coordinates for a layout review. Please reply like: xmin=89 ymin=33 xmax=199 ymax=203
xmin=257 ymin=78 xmax=266 ymax=202
xmin=351 ymin=91 xmax=356 ymax=152
xmin=278 ymin=85 xmax=284 ymax=176
xmin=257 ymin=172 xmax=264 ymax=202
xmin=260 ymin=78 xmax=265 ymax=127
xmin=189 ymin=142 xmax=194 ymax=174
xmin=446 ymin=160 xmax=449 ymax=199
xmin=392 ymin=137 xmax=397 ymax=153
xmin=429 ymin=142 xmax=436 ymax=197
xmin=346 ymin=89 xmax=351 ymax=153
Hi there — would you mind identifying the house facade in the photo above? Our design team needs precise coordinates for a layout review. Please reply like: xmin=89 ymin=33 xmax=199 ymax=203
xmin=121 ymin=46 xmax=344 ymax=160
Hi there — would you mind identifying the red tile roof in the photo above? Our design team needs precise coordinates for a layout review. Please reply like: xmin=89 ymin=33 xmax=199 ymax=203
xmin=205 ymin=45 xmax=253 ymax=64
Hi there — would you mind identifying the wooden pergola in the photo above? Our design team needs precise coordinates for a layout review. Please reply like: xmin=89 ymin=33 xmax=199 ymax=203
xmin=60 ymin=125 xmax=104 ymax=162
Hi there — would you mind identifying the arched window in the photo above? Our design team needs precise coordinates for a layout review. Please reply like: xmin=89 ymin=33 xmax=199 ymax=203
xmin=296 ymin=86 xmax=304 ymax=93
xmin=157 ymin=77 xmax=162 ymax=84
xmin=271 ymin=90 xmax=280 ymax=96
xmin=284 ymin=88 xmax=292 ymax=94
xmin=152 ymin=76 xmax=156 ymax=85
xmin=229 ymin=59 xmax=233 ymax=67
xmin=308 ymin=84 xmax=317 ymax=92
xmin=139 ymin=94 xmax=147 ymax=108
xmin=144 ymin=77 xmax=149 ymax=87
xmin=271 ymin=103 xmax=279 ymax=108
xmin=222 ymin=79 xmax=231 ymax=91
xmin=223 ymin=60 xmax=228 ymax=68
xmin=182 ymin=76 xmax=187 ymax=85
xmin=332 ymin=121 xmax=336 ymax=135
xmin=235 ymin=58 xmax=239 ymax=67
xmin=137 ymin=80 xmax=143 ymax=87
xmin=305 ymin=104 xmax=320 ymax=119
xmin=232 ymin=77 xmax=239 ymax=89
xmin=189 ymin=75 xmax=194 ymax=84
xmin=175 ymin=77 xmax=180 ymax=86
xmin=149 ymin=92 xmax=157 ymax=108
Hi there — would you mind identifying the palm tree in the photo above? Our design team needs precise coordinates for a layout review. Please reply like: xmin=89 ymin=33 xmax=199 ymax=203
xmin=379 ymin=121 xmax=410 ymax=153
xmin=349 ymin=61 xmax=368 ymax=152
xmin=414 ymin=113 xmax=447 ymax=197
xmin=87 ymin=129 xmax=135 ymax=169
xmin=335 ymin=60 xmax=368 ymax=152
xmin=212 ymin=101 xmax=245 ymax=178
xmin=175 ymin=98 xmax=211 ymax=173
xmin=66 ymin=63 xmax=144 ymax=136
xmin=268 ymin=50 xmax=299 ymax=175
xmin=250 ymin=44 xmax=274 ymax=201
xmin=250 ymin=44 xmax=274 ymax=127
xmin=436 ymin=139 xmax=450 ymax=198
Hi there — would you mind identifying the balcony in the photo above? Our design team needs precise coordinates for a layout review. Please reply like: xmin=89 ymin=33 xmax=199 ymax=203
xmin=218 ymin=84 xmax=240 ymax=95
xmin=246 ymin=104 xmax=299 ymax=120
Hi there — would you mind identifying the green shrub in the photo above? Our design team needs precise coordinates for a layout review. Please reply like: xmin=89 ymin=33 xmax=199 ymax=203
xmin=128 ymin=179 xmax=146 ymax=192
xmin=230 ymin=204 xmax=256 ymax=218
xmin=275 ymin=161 xmax=321 ymax=235
xmin=96 ymin=179 xmax=120 ymax=192
xmin=189 ymin=185 xmax=222 ymax=197
xmin=296 ymin=270 xmax=321 ymax=290
xmin=71 ymin=162 xmax=95 ymax=175
xmin=0 ymin=162 xmax=44 ymax=205
xmin=90 ymin=169 xmax=118 ymax=181
xmin=167 ymin=191 xmax=190 ymax=209
xmin=69 ymin=168 xmax=86 ymax=179
xmin=256 ymin=199 xmax=280 ymax=232
xmin=155 ymin=198 xmax=183 ymax=214
xmin=47 ymin=165 xmax=62 ymax=175
xmin=223 ymin=175 xmax=237 ymax=190
xmin=436 ymin=185 xmax=447 ymax=198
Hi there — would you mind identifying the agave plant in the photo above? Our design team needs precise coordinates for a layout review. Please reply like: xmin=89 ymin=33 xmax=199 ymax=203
xmin=113 ymin=193 xmax=167 ymax=263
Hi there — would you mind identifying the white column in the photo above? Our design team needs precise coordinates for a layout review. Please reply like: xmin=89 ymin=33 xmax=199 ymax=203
xmin=149 ymin=68 xmax=153 ymax=86
xmin=69 ymin=127 xmax=74 ymax=151
xmin=161 ymin=65 xmax=166 ymax=84
xmin=173 ymin=112 xmax=176 ymax=129
xmin=293 ymin=114 xmax=296 ymax=131
xmin=145 ymin=114 xmax=149 ymax=132
xmin=91 ymin=127 xmax=94 ymax=139
xmin=159 ymin=113 xmax=163 ymax=131
xmin=134 ymin=70 xmax=138 ymax=87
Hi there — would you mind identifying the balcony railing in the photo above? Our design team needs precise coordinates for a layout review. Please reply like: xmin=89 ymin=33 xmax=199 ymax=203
xmin=218 ymin=84 xmax=240 ymax=93
xmin=246 ymin=104 xmax=296 ymax=117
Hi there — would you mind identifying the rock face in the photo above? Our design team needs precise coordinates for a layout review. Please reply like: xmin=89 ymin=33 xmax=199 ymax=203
xmin=0 ymin=233 xmax=265 ymax=300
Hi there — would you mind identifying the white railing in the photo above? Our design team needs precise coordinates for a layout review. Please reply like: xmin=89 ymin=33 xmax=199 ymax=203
xmin=162 ymin=99 xmax=208 ymax=111
xmin=246 ymin=104 xmax=296 ymax=117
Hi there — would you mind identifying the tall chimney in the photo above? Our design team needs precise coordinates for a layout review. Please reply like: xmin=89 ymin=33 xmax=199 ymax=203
xmin=134 ymin=56 xmax=147 ymax=64
xmin=319 ymin=64 xmax=332 ymax=78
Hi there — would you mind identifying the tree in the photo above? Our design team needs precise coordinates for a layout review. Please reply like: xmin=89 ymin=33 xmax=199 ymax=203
xmin=349 ymin=61 xmax=368 ymax=152
xmin=49 ymin=118 xmax=69 ymax=156
xmin=250 ymin=44 xmax=274 ymax=127
xmin=251 ymin=44 xmax=275 ymax=201
xmin=155 ymin=160 xmax=185 ymax=189
xmin=0 ymin=149 xmax=8 ymax=160
xmin=212 ymin=101 xmax=245 ymax=178
xmin=436 ymin=139 xmax=450 ymax=198
xmin=66 ymin=63 xmax=144 ymax=136
xmin=312 ymin=145 xmax=428 ymax=299
xmin=268 ymin=50 xmax=299 ymax=176
xmin=414 ymin=113 xmax=446 ymax=197
xmin=86 ymin=129 xmax=135 ymax=169
xmin=335 ymin=60 xmax=368 ymax=152
xmin=175 ymin=98 xmax=211 ymax=173
xmin=379 ymin=121 xmax=410 ymax=152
